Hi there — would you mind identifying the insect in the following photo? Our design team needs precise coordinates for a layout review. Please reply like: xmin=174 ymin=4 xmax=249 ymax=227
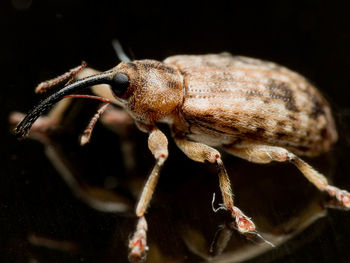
xmin=13 ymin=47 xmax=350 ymax=262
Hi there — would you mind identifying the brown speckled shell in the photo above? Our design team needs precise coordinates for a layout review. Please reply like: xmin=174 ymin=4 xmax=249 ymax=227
xmin=165 ymin=53 xmax=337 ymax=156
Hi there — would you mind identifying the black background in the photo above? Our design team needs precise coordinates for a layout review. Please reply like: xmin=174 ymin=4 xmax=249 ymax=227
xmin=1 ymin=0 xmax=350 ymax=262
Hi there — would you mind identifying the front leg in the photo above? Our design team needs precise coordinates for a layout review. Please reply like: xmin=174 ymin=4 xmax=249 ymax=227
xmin=129 ymin=128 xmax=168 ymax=262
xmin=9 ymin=65 xmax=136 ymax=211
xmin=10 ymin=66 xmax=112 ymax=141
xmin=10 ymin=65 xmax=134 ymax=145
xmin=174 ymin=137 xmax=256 ymax=234
xmin=224 ymin=144 xmax=350 ymax=208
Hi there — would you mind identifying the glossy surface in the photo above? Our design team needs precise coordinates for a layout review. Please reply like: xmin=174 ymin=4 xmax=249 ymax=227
xmin=2 ymin=1 xmax=350 ymax=262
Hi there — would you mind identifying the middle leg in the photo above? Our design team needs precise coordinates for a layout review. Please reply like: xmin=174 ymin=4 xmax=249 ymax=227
xmin=174 ymin=137 xmax=256 ymax=234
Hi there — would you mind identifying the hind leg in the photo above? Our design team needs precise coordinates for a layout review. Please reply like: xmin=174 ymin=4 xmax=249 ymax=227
xmin=224 ymin=143 xmax=350 ymax=208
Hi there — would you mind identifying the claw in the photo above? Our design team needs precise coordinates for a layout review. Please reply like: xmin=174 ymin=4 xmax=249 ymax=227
xmin=248 ymin=231 xmax=276 ymax=247
xmin=325 ymin=186 xmax=350 ymax=209
xmin=231 ymin=206 xmax=256 ymax=233
xmin=129 ymin=216 xmax=148 ymax=263
xmin=229 ymin=206 xmax=275 ymax=247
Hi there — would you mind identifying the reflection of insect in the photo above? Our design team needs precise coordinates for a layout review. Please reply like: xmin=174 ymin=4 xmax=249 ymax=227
xmin=13 ymin=44 xmax=350 ymax=262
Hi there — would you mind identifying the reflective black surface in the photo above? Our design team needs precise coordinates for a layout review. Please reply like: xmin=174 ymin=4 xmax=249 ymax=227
xmin=2 ymin=1 xmax=350 ymax=262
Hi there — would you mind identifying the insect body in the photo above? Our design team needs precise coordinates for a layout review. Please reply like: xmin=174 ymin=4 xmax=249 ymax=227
xmin=165 ymin=54 xmax=337 ymax=156
xmin=14 ymin=52 xmax=349 ymax=262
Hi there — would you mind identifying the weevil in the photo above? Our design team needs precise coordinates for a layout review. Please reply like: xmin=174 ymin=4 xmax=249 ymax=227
xmin=12 ymin=47 xmax=350 ymax=262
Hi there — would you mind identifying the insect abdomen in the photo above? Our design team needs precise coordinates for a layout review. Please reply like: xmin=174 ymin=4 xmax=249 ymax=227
xmin=166 ymin=54 xmax=337 ymax=156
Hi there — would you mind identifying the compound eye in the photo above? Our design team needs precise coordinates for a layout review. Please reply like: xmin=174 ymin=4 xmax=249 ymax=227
xmin=110 ymin=73 xmax=130 ymax=96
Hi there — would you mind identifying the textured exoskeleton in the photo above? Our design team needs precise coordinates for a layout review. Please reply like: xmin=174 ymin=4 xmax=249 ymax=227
xmin=13 ymin=52 xmax=349 ymax=262
xmin=165 ymin=53 xmax=337 ymax=156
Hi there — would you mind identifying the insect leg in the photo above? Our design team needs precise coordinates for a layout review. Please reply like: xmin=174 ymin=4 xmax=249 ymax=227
xmin=9 ymin=65 xmax=129 ymax=142
xmin=39 ymin=66 xmax=108 ymax=125
xmin=129 ymin=129 xmax=168 ymax=262
xmin=9 ymin=67 xmax=136 ymax=212
xmin=174 ymin=137 xmax=256 ymax=234
xmin=9 ymin=67 xmax=94 ymax=140
xmin=35 ymin=61 xmax=87 ymax=94
xmin=225 ymin=144 xmax=350 ymax=208
xmin=21 ymin=65 xmax=99 ymax=136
